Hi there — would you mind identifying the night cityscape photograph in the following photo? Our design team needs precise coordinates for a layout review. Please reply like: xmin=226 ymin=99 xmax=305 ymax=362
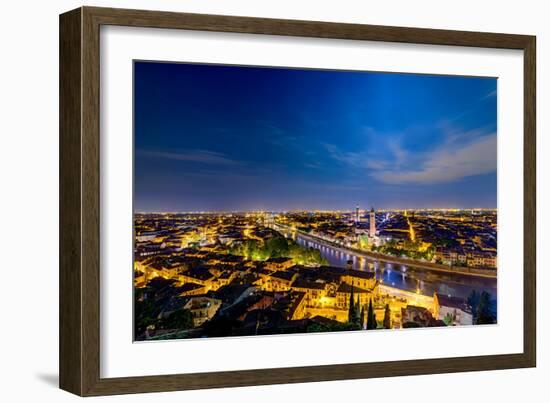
xmin=133 ymin=61 xmax=498 ymax=341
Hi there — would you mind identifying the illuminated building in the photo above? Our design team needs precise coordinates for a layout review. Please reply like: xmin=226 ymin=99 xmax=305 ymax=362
xmin=178 ymin=282 xmax=206 ymax=296
xmin=178 ymin=267 xmax=218 ymax=290
xmin=257 ymin=270 xmax=297 ymax=292
xmin=132 ymin=209 xmax=497 ymax=339
xmin=290 ymin=279 xmax=329 ymax=307
xmin=336 ymin=283 xmax=370 ymax=309
xmin=263 ymin=257 xmax=295 ymax=271
xmin=136 ymin=231 xmax=159 ymax=242
xmin=288 ymin=292 xmax=308 ymax=320
xmin=341 ymin=269 xmax=377 ymax=291
xmin=216 ymin=270 xmax=238 ymax=287
xmin=369 ymin=206 xmax=376 ymax=236
xmin=184 ymin=297 xmax=222 ymax=327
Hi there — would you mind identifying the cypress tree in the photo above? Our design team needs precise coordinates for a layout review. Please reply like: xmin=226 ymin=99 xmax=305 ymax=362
xmin=360 ymin=305 xmax=365 ymax=329
xmin=383 ymin=303 xmax=391 ymax=329
xmin=366 ymin=298 xmax=376 ymax=329
xmin=467 ymin=290 xmax=480 ymax=322
xmin=348 ymin=283 xmax=356 ymax=323
xmin=476 ymin=291 xmax=494 ymax=324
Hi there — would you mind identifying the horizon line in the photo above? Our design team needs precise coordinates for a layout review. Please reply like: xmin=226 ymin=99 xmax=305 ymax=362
xmin=134 ymin=207 xmax=497 ymax=214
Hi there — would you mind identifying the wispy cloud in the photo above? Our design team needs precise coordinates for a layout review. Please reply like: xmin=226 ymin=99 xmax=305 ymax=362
xmin=324 ymin=138 xmax=407 ymax=171
xmin=482 ymin=89 xmax=497 ymax=100
xmin=371 ymin=133 xmax=497 ymax=184
xmin=323 ymin=143 xmax=367 ymax=168
xmin=444 ymin=88 xmax=497 ymax=125
xmin=303 ymin=162 xmax=321 ymax=169
xmin=136 ymin=149 xmax=242 ymax=166
xmin=324 ymin=127 xmax=497 ymax=185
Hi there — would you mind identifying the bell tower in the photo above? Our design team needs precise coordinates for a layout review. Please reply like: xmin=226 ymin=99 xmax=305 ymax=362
xmin=369 ymin=207 xmax=376 ymax=236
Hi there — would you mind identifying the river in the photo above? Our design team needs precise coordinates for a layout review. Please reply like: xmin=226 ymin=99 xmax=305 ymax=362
xmin=295 ymin=234 xmax=497 ymax=302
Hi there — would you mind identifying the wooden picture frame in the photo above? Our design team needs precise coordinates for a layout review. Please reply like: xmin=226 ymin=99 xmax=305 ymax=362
xmin=59 ymin=6 xmax=536 ymax=396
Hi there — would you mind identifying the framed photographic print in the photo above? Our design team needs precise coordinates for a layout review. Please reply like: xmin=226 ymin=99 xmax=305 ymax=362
xmin=59 ymin=6 xmax=536 ymax=396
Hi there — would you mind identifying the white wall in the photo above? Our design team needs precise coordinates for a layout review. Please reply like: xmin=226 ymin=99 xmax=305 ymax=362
xmin=0 ymin=0 xmax=546 ymax=401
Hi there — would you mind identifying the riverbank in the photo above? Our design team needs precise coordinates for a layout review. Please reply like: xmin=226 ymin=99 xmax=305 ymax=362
xmin=273 ymin=224 xmax=497 ymax=279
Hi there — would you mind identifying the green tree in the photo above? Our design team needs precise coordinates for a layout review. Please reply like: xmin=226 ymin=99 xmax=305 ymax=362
xmin=134 ymin=297 xmax=156 ymax=337
xmin=360 ymin=305 xmax=365 ymax=329
xmin=366 ymin=298 xmax=377 ymax=330
xmin=307 ymin=321 xmax=361 ymax=333
xmin=229 ymin=235 xmax=327 ymax=265
xmin=467 ymin=290 xmax=480 ymax=321
xmin=266 ymin=236 xmax=289 ymax=257
xmin=476 ymin=291 xmax=495 ymax=324
xmin=383 ymin=304 xmax=391 ymax=329
xmin=160 ymin=309 xmax=194 ymax=330
xmin=348 ymin=285 xmax=357 ymax=324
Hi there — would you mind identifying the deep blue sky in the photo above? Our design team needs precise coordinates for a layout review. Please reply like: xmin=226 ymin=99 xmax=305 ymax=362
xmin=134 ymin=61 xmax=497 ymax=212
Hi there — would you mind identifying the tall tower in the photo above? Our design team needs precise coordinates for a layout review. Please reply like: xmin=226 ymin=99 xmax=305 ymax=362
xmin=355 ymin=205 xmax=360 ymax=223
xmin=370 ymin=207 xmax=376 ymax=236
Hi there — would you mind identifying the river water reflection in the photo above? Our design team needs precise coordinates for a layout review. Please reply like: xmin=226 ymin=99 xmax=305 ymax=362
xmin=296 ymin=235 xmax=497 ymax=301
